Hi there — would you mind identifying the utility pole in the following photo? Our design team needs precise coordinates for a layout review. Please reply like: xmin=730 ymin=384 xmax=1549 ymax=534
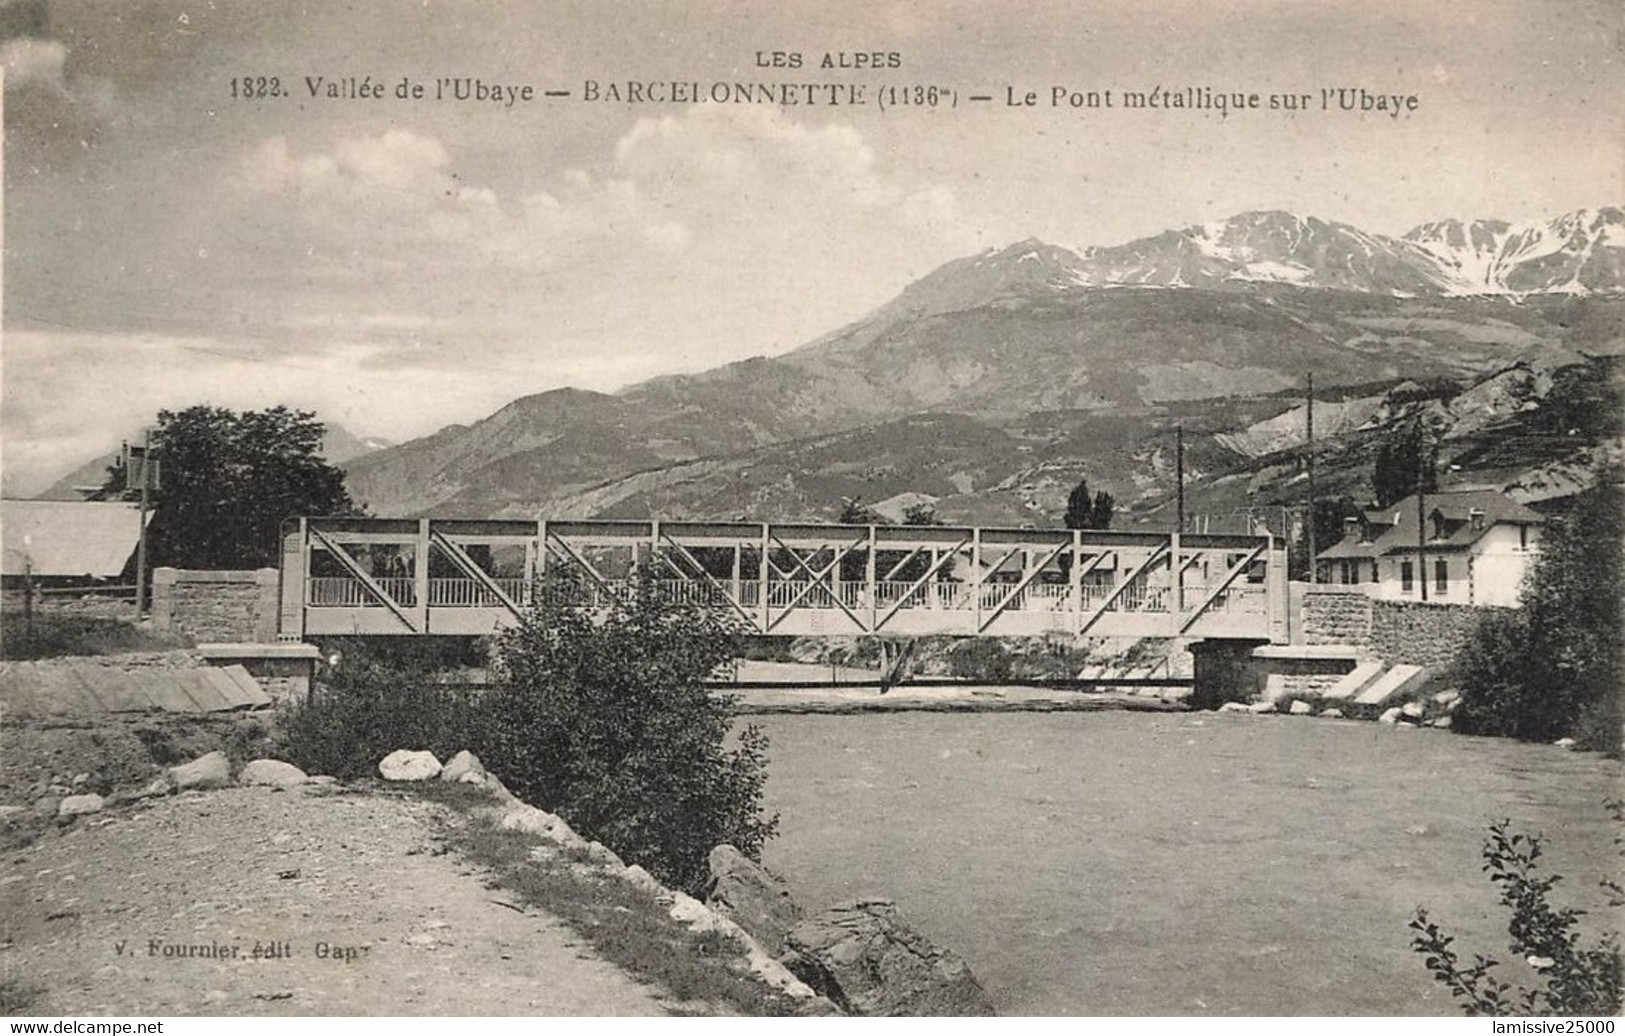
xmin=1306 ymin=372 xmax=1317 ymax=585
xmin=22 ymin=535 xmax=34 ymax=640
xmin=1175 ymin=424 xmax=1185 ymax=533
xmin=135 ymin=430 xmax=153 ymax=620
xmin=1416 ymin=428 xmax=1429 ymax=603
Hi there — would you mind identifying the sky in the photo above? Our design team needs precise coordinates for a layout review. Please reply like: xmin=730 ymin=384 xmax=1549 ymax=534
xmin=2 ymin=0 xmax=1621 ymax=495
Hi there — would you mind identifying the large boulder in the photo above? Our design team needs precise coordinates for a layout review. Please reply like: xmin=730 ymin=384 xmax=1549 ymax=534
xmin=439 ymin=750 xmax=486 ymax=783
xmin=780 ymin=898 xmax=997 ymax=1016
xmin=169 ymin=751 xmax=231 ymax=791
xmin=705 ymin=844 xmax=802 ymax=956
xmin=379 ymin=749 xmax=442 ymax=781
xmin=239 ymin=759 xmax=309 ymax=788
xmin=58 ymin=793 xmax=104 ymax=817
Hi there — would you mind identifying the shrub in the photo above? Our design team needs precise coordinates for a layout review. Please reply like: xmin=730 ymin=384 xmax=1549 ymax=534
xmin=480 ymin=570 xmax=778 ymax=896
xmin=274 ymin=638 xmax=489 ymax=779
xmin=1453 ymin=482 xmax=1623 ymax=757
xmin=946 ymin=638 xmax=1014 ymax=683
xmin=1410 ymin=811 xmax=1622 ymax=1016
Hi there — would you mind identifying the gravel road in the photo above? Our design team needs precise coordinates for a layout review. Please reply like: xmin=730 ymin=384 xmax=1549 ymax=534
xmin=2 ymin=785 xmax=677 ymax=1016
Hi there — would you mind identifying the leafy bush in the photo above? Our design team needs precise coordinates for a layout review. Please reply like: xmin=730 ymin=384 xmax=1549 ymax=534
xmin=1453 ymin=482 xmax=1622 ymax=757
xmin=479 ymin=571 xmax=777 ymax=896
xmin=274 ymin=638 xmax=489 ymax=779
xmin=1411 ymin=811 xmax=1622 ymax=1016
xmin=947 ymin=638 xmax=1014 ymax=683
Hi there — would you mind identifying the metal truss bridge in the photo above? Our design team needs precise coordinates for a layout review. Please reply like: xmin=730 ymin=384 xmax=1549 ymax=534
xmin=278 ymin=518 xmax=1287 ymax=642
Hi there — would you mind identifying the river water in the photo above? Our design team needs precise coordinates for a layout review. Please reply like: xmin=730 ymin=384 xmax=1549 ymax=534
xmin=750 ymin=710 xmax=1622 ymax=1016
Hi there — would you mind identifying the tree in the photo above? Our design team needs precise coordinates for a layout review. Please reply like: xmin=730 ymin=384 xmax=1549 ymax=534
xmin=133 ymin=406 xmax=358 ymax=569
xmin=1063 ymin=479 xmax=1115 ymax=531
xmin=900 ymin=502 xmax=943 ymax=526
xmin=1453 ymin=482 xmax=1623 ymax=755
xmin=1373 ymin=422 xmax=1437 ymax=508
xmin=482 ymin=569 xmax=778 ymax=894
xmin=1290 ymin=495 xmax=1363 ymax=581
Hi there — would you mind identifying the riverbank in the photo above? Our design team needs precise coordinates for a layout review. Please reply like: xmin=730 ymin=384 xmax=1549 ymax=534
xmin=2 ymin=785 xmax=679 ymax=1015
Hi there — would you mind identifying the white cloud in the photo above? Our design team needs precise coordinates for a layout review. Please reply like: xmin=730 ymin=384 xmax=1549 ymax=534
xmin=1 ymin=38 xmax=68 ymax=90
xmin=1 ymin=111 xmax=982 ymax=495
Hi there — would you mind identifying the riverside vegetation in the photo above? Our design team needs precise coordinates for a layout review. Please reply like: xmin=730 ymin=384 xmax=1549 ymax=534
xmin=1411 ymin=804 xmax=1623 ymax=1016
xmin=275 ymin=569 xmax=775 ymax=897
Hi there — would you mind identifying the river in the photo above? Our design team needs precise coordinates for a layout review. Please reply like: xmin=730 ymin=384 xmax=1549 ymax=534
xmin=750 ymin=710 xmax=1622 ymax=1016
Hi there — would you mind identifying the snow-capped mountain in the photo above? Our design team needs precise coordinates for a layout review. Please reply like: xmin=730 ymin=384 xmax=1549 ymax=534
xmin=1057 ymin=207 xmax=1624 ymax=297
xmin=835 ymin=208 xmax=1623 ymax=303
xmin=1405 ymin=207 xmax=1625 ymax=295
xmin=1077 ymin=211 xmax=1449 ymax=295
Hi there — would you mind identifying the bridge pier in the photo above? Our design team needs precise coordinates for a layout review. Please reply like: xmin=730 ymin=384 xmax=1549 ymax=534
xmin=1188 ymin=638 xmax=1272 ymax=710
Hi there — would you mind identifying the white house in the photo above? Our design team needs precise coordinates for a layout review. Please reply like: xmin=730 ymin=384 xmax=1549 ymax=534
xmin=1316 ymin=489 xmax=1544 ymax=606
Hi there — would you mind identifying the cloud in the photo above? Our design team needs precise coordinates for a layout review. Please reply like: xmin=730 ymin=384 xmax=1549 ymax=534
xmin=223 ymin=112 xmax=974 ymax=364
xmin=3 ymin=110 xmax=980 ymax=494
xmin=0 ymin=36 xmax=65 ymax=89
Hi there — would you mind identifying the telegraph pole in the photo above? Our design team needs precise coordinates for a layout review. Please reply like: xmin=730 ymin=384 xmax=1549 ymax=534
xmin=1416 ymin=428 xmax=1429 ymax=602
xmin=135 ymin=430 xmax=153 ymax=619
xmin=1175 ymin=424 xmax=1185 ymax=533
xmin=1306 ymin=372 xmax=1317 ymax=585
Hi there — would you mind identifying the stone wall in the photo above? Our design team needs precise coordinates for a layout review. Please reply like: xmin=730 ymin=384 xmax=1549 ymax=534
xmin=1299 ymin=587 xmax=1494 ymax=669
xmin=152 ymin=568 xmax=280 ymax=643
xmin=1369 ymin=599 xmax=1489 ymax=669
xmin=1301 ymin=589 xmax=1374 ymax=648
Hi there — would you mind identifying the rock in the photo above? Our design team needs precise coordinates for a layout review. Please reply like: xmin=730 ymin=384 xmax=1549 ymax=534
xmin=1400 ymin=701 xmax=1426 ymax=720
xmin=1217 ymin=702 xmax=1250 ymax=714
xmin=705 ymin=844 xmax=802 ymax=956
xmin=1378 ymin=707 xmax=1403 ymax=724
xmin=780 ymin=899 xmax=997 ymax=1017
xmin=0 ymin=805 xmax=26 ymax=823
xmin=496 ymin=804 xmax=589 ymax=849
xmin=1433 ymin=690 xmax=1461 ymax=707
xmin=378 ymin=750 xmax=442 ymax=782
xmin=457 ymin=771 xmax=485 ymax=785
xmin=482 ymin=773 xmax=518 ymax=803
xmin=1431 ymin=716 xmax=1452 ymax=729
xmin=583 ymin=841 xmax=625 ymax=870
xmin=71 ymin=773 xmax=90 ymax=787
xmin=169 ymin=751 xmax=231 ymax=791
xmin=133 ymin=775 xmax=174 ymax=800
xmin=621 ymin=864 xmax=667 ymax=897
xmin=1246 ymin=700 xmax=1276 ymax=714
xmin=239 ymin=760 xmax=309 ymax=789
xmin=1319 ymin=708 xmax=1345 ymax=719
xmin=58 ymin=794 xmax=104 ymax=817
xmin=1288 ymin=700 xmax=1313 ymax=715
xmin=32 ymin=796 xmax=62 ymax=819
xmin=439 ymin=750 xmax=485 ymax=783
xmin=306 ymin=775 xmax=339 ymax=786
xmin=1554 ymin=737 xmax=1578 ymax=749
xmin=668 ymin=891 xmax=724 ymax=932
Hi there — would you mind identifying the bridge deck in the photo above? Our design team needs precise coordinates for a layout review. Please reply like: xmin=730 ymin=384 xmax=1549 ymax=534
xmin=279 ymin=518 xmax=1287 ymax=641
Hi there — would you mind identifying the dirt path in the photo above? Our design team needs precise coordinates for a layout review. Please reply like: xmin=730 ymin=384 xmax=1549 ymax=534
xmin=1 ymin=785 xmax=678 ymax=1016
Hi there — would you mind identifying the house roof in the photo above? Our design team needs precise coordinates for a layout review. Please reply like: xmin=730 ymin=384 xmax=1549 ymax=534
xmin=1318 ymin=489 xmax=1543 ymax=561
xmin=0 ymin=500 xmax=150 ymax=578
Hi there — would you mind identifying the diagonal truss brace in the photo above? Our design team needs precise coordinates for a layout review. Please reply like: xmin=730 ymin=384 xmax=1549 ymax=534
xmin=979 ymin=542 xmax=1071 ymax=633
xmin=655 ymin=534 xmax=760 ymax=628
xmin=309 ymin=528 xmax=418 ymax=632
xmin=1178 ymin=545 xmax=1265 ymax=633
xmin=766 ymin=532 xmax=870 ymax=632
xmin=874 ymin=536 xmax=971 ymax=629
xmin=430 ymin=531 xmax=523 ymax=620
xmin=1076 ymin=544 xmax=1169 ymax=636
xmin=543 ymin=532 xmax=620 ymax=599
